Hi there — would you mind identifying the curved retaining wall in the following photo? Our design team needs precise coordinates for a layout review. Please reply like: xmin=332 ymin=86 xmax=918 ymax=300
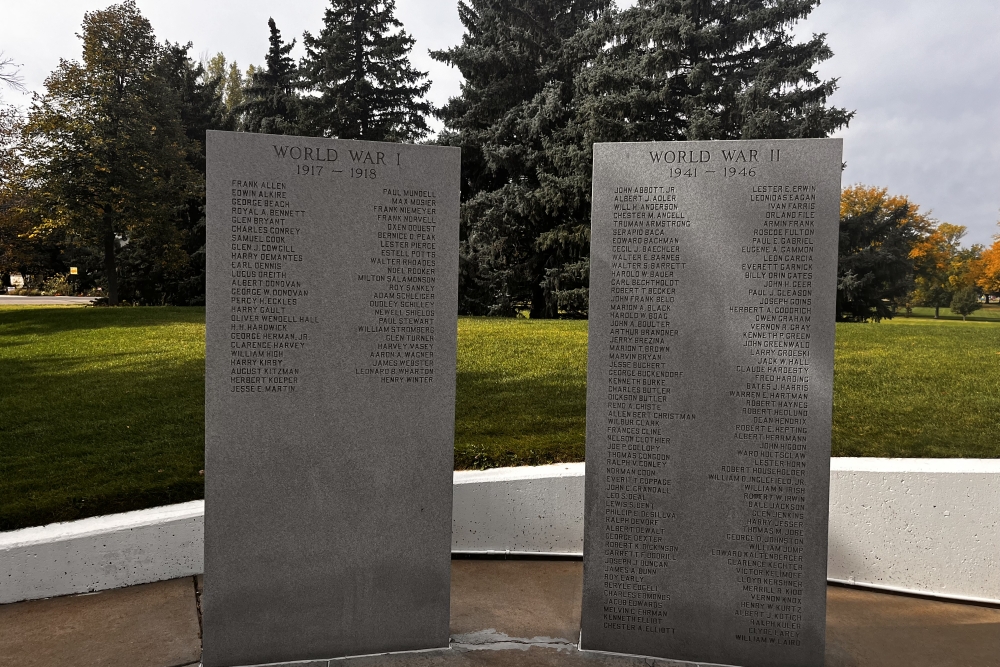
xmin=1 ymin=459 xmax=997 ymax=604
xmin=827 ymin=458 xmax=1000 ymax=603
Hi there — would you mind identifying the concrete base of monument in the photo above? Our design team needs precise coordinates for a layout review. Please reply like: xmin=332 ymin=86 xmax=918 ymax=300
xmin=3 ymin=559 xmax=999 ymax=667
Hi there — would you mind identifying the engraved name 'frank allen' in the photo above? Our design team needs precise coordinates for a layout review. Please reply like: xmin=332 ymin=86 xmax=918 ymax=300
xmin=204 ymin=131 xmax=460 ymax=666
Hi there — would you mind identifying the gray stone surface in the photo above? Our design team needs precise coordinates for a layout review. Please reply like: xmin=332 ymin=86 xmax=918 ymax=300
xmin=204 ymin=131 xmax=460 ymax=667
xmin=581 ymin=140 xmax=843 ymax=667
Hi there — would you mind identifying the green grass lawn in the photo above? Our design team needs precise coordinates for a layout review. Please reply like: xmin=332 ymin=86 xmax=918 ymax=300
xmin=456 ymin=318 xmax=587 ymax=469
xmin=832 ymin=318 xmax=1000 ymax=457
xmin=2 ymin=307 xmax=998 ymax=530
xmin=0 ymin=307 xmax=205 ymax=531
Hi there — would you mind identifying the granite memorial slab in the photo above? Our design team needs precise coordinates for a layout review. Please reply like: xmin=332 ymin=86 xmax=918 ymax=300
xmin=581 ymin=139 xmax=842 ymax=667
xmin=203 ymin=131 xmax=460 ymax=667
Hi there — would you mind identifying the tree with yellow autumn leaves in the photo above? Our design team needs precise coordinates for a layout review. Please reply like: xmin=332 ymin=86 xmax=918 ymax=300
xmin=837 ymin=185 xmax=930 ymax=321
xmin=970 ymin=222 xmax=1000 ymax=303
xmin=908 ymin=222 xmax=981 ymax=318
xmin=837 ymin=185 xmax=989 ymax=321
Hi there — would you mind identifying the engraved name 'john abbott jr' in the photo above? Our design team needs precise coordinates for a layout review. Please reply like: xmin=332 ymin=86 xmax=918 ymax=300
xmin=581 ymin=138 xmax=842 ymax=667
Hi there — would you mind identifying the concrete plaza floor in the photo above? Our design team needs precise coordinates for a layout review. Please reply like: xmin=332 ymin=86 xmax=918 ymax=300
xmin=1 ymin=559 xmax=998 ymax=667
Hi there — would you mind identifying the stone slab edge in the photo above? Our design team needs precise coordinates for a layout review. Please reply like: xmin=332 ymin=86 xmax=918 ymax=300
xmin=2 ymin=460 xmax=998 ymax=605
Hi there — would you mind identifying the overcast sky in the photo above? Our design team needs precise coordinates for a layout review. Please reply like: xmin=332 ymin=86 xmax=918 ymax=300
xmin=3 ymin=0 xmax=998 ymax=245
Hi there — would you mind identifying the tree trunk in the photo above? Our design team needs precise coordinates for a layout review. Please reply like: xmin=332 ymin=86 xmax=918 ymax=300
xmin=529 ymin=278 xmax=546 ymax=319
xmin=934 ymin=305 xmax=939 ymax=319
xmin=529 ymin=257 xmax=554 ymax=319
xmin=103 ymin=228 xmax=119 ymax=305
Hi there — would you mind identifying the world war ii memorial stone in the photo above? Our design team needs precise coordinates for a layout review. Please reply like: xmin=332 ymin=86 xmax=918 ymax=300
xmin=203 ymin=131 xmax=459 ymax=667
xmin=581 ymin=139 xmax=842 ymax=667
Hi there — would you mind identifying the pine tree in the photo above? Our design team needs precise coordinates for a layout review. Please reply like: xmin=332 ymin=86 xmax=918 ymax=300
xmin=239 ymin=18 xmax=300 ymax=135
xmin=432 ymin=0 xmax=611 ymax=317
xmin=567 ymin=0 xmax=853 ymax=313
xmin=141 ymin=42 xmax=229 ymax=305
xmin=436 ymin=0 xmax=850 ymax=317
xmin=299 ymin=0 xmax=430 ymax=141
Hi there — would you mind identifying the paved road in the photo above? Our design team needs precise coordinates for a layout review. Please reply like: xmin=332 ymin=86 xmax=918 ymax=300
xmin=0 ymin=295 xmax=97 ymax=305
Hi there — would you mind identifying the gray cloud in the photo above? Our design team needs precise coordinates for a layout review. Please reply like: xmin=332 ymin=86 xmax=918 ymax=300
xmin=801 ymin=0 xmax=1000 ymax=245
xmin=4 ymin=0 xmax=997 ymax=244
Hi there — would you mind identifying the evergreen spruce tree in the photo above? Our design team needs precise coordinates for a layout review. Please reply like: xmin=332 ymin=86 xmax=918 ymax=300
xmin=299 ymin=0 xmax=430 ymax=141
xmin=432 ymin=0 xmax=610 ymax=317
xmin=578 ymin=0 xmax=853 ymax=142
xmin=569 ymin=0 xmax=852 ymax=312
xmin=144 ymin=42 xmax=229 ymax=304
xmin=438 ymin=0 xmax=852 ymax=317
xmin=239 ymin=18 xmax=300 ymax=135
xmin=949 ymin=287 xmax=981 ymax=321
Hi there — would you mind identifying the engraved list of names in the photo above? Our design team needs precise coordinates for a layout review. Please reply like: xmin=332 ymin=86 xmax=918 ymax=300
xmin=203 ymin=132 xmax=459 ymax=667
xmin=581 ymin=139 xmax=842 ymax=667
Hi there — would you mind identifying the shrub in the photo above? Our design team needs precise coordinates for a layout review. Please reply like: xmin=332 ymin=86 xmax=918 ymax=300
xmin=950 ymin=287 xmax=982 ymax=321
xmin=40 ymin=273 xmax=74 ymax=296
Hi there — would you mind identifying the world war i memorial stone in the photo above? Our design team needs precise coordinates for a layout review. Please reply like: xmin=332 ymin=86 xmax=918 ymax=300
xmin=582 ymin=139 xmax=843 ymax=667
xmin=203 ymin=131 xmax=460 ymax=667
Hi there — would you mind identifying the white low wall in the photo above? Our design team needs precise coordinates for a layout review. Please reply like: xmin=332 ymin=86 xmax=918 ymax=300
xmin=452 ymin=463 xmax=584 ymax=555
xmin=2 ymin=460 xmax=998 ymax=604
xmin=0 ymin=501 xmax=203 ymax=604
xmin=828 ymin=457 xmax=1000 ymax=604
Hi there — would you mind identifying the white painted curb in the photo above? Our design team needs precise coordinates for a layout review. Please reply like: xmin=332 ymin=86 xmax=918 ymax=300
xmin=2 ymin=460 xmax=998 ymax=604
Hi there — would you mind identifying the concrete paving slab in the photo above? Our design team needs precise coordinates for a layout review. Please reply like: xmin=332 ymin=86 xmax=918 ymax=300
xmin=336 ymin=646 xmax=709 ymax=666
xmin=2 ymin=560 xmax=999 ymax=667
xmin=0 ymin=577 xmax=201 ymax=667
xmin=826 ymin=584 xmax=1000 ymax=667
xmin=451 ymin=559 xmax=583 ymax=643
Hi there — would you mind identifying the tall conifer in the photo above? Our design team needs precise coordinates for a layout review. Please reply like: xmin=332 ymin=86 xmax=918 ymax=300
xmin=239 ymin=18 xmax=300 ymax=135
xmin=432 ymin=0 xmax=610 ymax=317
xmin=439 ymin=0 xmax=852 ymax=317
xmin=577 ymin=0 xmax=853 ymax=142
xmin=299 ymin=0 xmax=430 ymax=141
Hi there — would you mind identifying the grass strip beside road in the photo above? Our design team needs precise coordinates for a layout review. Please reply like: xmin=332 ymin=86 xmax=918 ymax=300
xmin=1 ymin=308 xmax=998 ymax=530
xmin=904 ymin=303 xmax=1000 ymax=322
